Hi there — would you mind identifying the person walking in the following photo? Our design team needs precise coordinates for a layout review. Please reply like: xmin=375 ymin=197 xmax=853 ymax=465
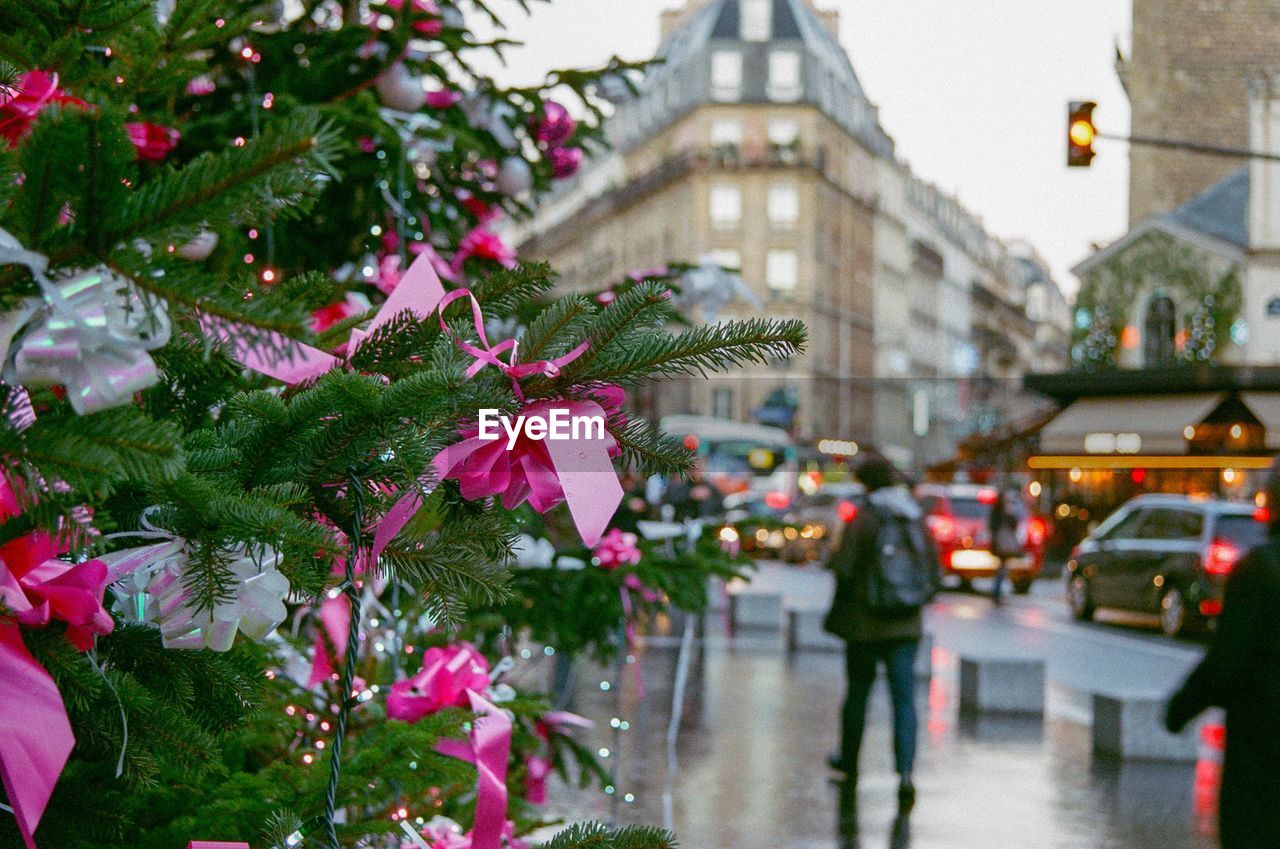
xmin=823 ymin=455 xmax=940 ymax=813
xmin=1165 ymin=460 xmax=1280 ymax=849
xmin=987 ymin=488 xmax=1021 ymax=605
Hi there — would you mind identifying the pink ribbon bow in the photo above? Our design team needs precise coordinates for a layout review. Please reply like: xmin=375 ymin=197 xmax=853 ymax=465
xmin=386 ymin=642 xmax=491 ymax=723
xmin=0 ymin=482 xmax=113 ymax=849
xmin=593 ymin=527 xmax=641 ymax=570
xmin=435 ymin=690 xmax=512 ymax=849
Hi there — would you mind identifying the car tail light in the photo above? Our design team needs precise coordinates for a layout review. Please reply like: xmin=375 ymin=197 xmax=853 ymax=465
xmin=1254 ymin=506 xmax=1271 ymax=524
xmin=837 ymin=500 xmax=858 ymax=523
xmin=1205 ymin=539 xmax=1240 ymax=575
xmin=926 ymin=514 xmax=957 ymax=542
xmin=977 ymin=488 xmax=998 ymax=504
xmin=764 ymin=491 xmax=791 ymax=510
xmin=1026 ymin=516 xmax=1047 ymax=547
xmin=1199 ymin=599 xmax=1224 ymax=616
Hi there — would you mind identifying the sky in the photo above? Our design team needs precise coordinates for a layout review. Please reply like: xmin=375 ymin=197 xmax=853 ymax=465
xmin=467 ymin=0 xmax=1134 ymax=299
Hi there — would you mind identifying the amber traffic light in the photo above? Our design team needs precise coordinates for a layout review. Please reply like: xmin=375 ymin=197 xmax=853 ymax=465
xmin=1068 ymin=101 xmax=1097 ymax=167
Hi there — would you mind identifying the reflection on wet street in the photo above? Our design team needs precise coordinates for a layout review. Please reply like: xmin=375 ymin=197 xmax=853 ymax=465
xmin=536 ymin=578 xmax=1221 ymax=849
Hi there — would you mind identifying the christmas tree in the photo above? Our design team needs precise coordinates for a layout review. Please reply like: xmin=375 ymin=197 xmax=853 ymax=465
xmin=0 ymin=2 xmax=805 ymax=848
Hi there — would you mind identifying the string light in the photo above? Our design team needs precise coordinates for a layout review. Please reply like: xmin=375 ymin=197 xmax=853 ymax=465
xmin=240 ymin=46 xmax=254 ymax=60
xmin=302 ymin=753 xmax=314 ymax=764
xmin=599 ymin=681 xmax=611 ymax=692
xmin=243 ymin=253 xmax=254 ymax=264
xmin=248 ymin=228 xmax=259 ymax=239
xmin=260 ymin=268 xmax=276 ymax=283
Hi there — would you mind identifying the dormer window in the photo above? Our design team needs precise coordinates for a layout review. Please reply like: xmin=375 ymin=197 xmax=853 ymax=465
xmin=741 ymin=0 xmax=772 ymax=41
xmin=768 ymin=50 xmax=802 ymax=102
xmin=712 ymin=50 xmax=743 ymax=102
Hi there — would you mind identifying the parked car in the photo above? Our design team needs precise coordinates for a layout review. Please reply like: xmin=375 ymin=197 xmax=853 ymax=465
xmin=1064 ymin=494 xmax=1268 ymax=637
xmin=916 ymin=483 xmax=1048 ymax=593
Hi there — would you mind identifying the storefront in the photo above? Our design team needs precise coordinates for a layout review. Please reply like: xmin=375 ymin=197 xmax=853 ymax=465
xmin=1024 ymin=367 xmax=1280 ymax=549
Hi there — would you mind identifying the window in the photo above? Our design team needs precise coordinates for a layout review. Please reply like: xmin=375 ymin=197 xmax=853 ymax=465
xmin=711 ymin=119 xmax=742 ymax=149
xmin=741 ymin=0 xmax=771 ymax=41
xmin=766 ymin=249 xmax=798 ymax=292
xmin=1096 ymin=508 xmax=1149 ymax=542
xmin=768 ymin=50 xmax=802 ymax=102
xmin=712 ymin=387 xmax=735 ymax=419
xmin=1141 ymin=509 xmax=1204 ymax=541
xmin=712 ymin=51 xmax=743 ymax=102
xmin=707 ymin=249 xmax=741 ymax=270
xmin=768 ymin=119 xmax=799 ymax=147
xmin=768 ymin=183 xmax=799 ymax=227
xmin=710 ymin=183 xmax=742 ymax=229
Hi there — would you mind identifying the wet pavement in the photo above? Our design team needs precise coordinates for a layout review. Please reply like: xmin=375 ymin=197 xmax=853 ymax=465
xmin=520 ymin=564 xmax=1222 ymax=849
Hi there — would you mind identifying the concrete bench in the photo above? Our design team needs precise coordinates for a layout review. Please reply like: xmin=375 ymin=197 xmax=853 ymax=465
xmin=1091 ymin=692 xmax=1200 ymax=762
xmin=782 ymin=604 xmax=842 ymax=652
xmin=725 ymin=580 xmax=783 ymax=632
xmin=958 ymin=656 xmax=1045 ymax=716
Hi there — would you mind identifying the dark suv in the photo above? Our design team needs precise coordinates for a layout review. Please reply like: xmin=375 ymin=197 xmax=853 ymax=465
xmin=1065 ymin=495 xmax=1268 ymax=636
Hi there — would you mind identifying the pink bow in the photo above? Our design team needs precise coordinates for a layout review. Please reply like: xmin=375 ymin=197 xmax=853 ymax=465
xmin=436 ymin=288 xmax=589 ymax=401
xmin=0 ymin=555 xmax=113 ymax=849
xmin=435 ymin=690 xmax=512 ymax=849
xmin=386 ymin=643 xmax=491 ymax=723
xmin=187 ymin=843 xmax=250 ymax=849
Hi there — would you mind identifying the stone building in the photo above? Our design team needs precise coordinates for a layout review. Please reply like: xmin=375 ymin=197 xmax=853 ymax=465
xmin=515 ymin=0 xmax=1070 ymax=467
xmin=515 ymin=0 xmax=889 ymax=441
xmin=1119 ymin=0 xmax=1280 ymax=224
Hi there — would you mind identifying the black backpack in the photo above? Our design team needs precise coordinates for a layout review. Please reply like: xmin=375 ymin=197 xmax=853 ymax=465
xmin=864 ymin=505 xmax=939 ymax=616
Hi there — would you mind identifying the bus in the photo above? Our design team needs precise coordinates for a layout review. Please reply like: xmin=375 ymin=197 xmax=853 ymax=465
xmin=659 ymin=415 xmax=797 ymax=500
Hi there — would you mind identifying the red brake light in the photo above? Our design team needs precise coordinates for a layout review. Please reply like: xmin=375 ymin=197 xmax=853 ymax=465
xmin=1199 ymin=599 xmax=1224 ymax=616
xmin=977 ymin=488 xmax=998 ymax=504
xmin=1206 ymin=539 xmax=1240 ymax=575
xmin=926 ymin=515 xmax=957 ymax=542
xmin=1026 ymin=516 xmax=1047 ymax=547
xmin=1254 ymin=506 xmax=1272 ymax=524
xmin=764 ymin=491 xmax=790 ymax=510
xmin=837 ymin=500 xmax=858 ymax=523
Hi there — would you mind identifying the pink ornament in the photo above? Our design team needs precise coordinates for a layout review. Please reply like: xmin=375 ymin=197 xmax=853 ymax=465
xmin=593 ymin=528 xmax=641 ymax=570
xmin=548 ymin=146 xmax=583 ymax=179
xmin=311 ymin=292 xmax=372 ymax=333
xmin=387 ymin=643 xmax=491 ymax=723
xmin=376 ymin=63 xmax=426 ymax=112
xmin=524 ymin=755 xmax=551 ymax=805
xmin=452 ymin=227 xmax=516 ymax=273
xmin=185 ymin=76 xmax=216 ymax=96
xmin=532 ymin=101 xmax=576 ymax=148
xmin=124 ymin=122 xmax=180 ymax=162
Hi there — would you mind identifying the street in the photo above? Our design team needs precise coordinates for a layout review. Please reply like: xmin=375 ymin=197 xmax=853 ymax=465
xmin=538 ymin=563 xmax=1221 ymax=849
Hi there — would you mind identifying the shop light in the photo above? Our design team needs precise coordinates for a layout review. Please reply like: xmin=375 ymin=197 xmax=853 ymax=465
xmin=1029 ymin=455 xmax=1275 ymax=470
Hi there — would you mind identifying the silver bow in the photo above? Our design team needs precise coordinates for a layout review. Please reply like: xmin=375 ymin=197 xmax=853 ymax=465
xmin=14 ymin=266 xmax=170 ymax=415
xmin=103 ymin=534 xmax=290 ymax=652
xmin=0 ymin=227 xmax=170 ymax=415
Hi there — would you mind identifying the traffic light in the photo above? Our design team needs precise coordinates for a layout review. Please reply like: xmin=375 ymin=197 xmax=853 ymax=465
xmin=1067 ymin=101 xmax=1097 ymax=167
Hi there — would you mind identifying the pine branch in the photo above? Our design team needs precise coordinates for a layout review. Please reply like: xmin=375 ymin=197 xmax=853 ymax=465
xmin=583 ymin=317 xmax=808 ymax=384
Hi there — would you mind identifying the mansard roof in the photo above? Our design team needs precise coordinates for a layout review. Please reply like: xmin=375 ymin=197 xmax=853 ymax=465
xmin=609 ymin=0 xmax=894 ymax=159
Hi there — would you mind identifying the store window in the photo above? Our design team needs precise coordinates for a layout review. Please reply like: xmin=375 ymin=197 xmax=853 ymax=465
xmin=768 ymin=183 xmax=799 ymax=227
xmin=768 ymin=50 xmax=802 ymax=102
xmin=766 ymin=249 xmax=798 ymax=292
xmin=712 ymin=51 xmax=743 ymax=102
xmin=710 ymin=183 xmax=742 ymax=229
xmin=741 ymin=0 xmax=771 ymax=41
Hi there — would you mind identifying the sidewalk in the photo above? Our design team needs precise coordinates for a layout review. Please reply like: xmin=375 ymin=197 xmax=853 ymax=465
xmin=536 ymin=569 xmax=1220 ymax=849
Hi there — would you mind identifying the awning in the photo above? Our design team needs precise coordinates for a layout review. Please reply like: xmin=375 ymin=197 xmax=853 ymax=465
xmin=1241 ymin=392 xmax=1280 ymax=450
xmin=1038 ymin=393 xmax=1225 ymax=455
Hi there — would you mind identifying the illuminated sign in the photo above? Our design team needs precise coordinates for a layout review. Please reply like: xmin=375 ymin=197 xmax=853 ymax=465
xmin=1083 ymin=432 xmax=1142 ymax=454
xmin=817 ymin=438 xmax=859 ymax=456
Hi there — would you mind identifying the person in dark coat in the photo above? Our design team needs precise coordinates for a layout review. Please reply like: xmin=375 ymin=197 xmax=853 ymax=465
xmin=1166 ymin=458 xmax=1280 ymax=849
xmin=986 ymin=488 xmax=1021 ymax=605
xmin=823 ymin=455 xmax=939 ymax=813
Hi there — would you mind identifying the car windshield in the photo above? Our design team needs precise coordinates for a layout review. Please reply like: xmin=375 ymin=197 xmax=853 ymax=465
xmin=1215 ymin=514 xmax=1268 ymax=550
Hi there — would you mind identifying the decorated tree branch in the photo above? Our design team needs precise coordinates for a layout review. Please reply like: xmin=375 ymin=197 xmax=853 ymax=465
xmin=0 ymin=2 xmax=806 ymax=848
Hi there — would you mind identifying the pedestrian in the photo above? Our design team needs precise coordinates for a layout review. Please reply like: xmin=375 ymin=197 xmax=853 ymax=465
xmin=663 ymin=458 xmax=724 ymax=521
xmin=1165 ymin=458 xmax=1280 ymax=849
xmin=987 ymin=488 xmax=1021 ymax=605
xmin=823 ymin=454 xmax=940 ymax=814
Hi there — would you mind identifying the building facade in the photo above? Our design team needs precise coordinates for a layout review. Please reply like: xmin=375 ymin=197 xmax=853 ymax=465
xmin=516 ymin=0 xmax=1069 ymax=469
xmin=1120 ymin=0 xmax=1280 ymax=224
